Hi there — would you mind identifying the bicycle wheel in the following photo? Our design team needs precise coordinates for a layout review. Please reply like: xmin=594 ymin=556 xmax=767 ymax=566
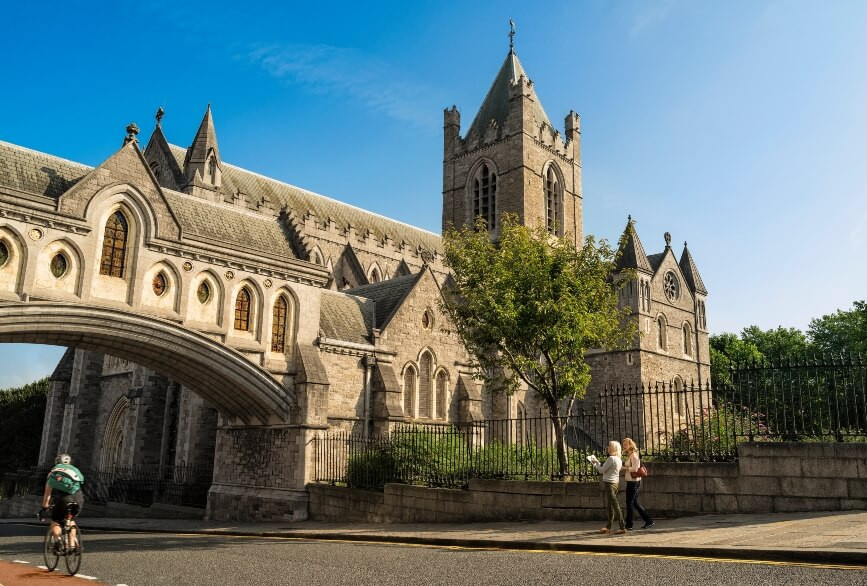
xmin=43 ymin=527 xmax=59 ymax=571
xmin=64 ymin=528 xmax=82 ymax=576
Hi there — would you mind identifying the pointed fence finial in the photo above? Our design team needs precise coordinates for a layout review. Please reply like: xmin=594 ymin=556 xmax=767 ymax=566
xmin=155 ymin=107 xmax=164 ymax=127
xmin=509 ymin=19 xmax=516 ymax=51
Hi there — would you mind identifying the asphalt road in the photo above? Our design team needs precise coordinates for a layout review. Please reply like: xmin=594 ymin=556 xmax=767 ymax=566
xmin=1 ymin=524 xmax=865 ymax=586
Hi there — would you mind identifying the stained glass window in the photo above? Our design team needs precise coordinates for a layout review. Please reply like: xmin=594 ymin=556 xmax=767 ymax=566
xmin=100 ymin=211 xmax=128 ymax=278
xmin=418 ymin=352 xmax=433 ymax=419
xmin=472 ymin=163 xmax=497 ymax=230
xmin=0 ymin=241 xmax=8 ymax=268
xmin=152 ymin=272 xmax=167 ymax=297
xmin=50 ymin=253 xmax=68 ymax=278
xmin=403 ymin=366 xmax=416 ymax=418
xmin=271 ymin=296 xmax=288 ymax=353
xmin=234 ymin=288 xmax=251 ymax=331
xmin=197 ymin=281 xmax=211 ymax=304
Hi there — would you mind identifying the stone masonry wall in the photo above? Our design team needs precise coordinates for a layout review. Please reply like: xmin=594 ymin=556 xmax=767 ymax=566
xmin=309 ymin=442 xmax=867 ymax=523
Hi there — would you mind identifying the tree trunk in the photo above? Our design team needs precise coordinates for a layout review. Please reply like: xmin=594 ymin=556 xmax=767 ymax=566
xmin=548 ymin=400 xmax=568 ymax=478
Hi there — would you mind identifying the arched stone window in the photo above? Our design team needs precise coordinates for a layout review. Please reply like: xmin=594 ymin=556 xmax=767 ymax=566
xmin=435 ymin=370 xmax=448 ymax=420
xmin=683 ymin=323 xmax=692 ymax=356
xmin=472 ymin=162 xmax=497 ymax=230
xmin=0 ymin=240 xmax=8 ymax=268
xmin=418 ymin=351 xmax=433 ymax=419
xmin=100 ymin=210 xmax=128 ymax=278
xmin=544 ymin=165 xmax=560 ymax=236
xmin=403 ymin=365 xmax=416 ymax=418
xmin=698 ymin=300 xmax=707 ymax=330
xmin=657 ymin=315 xmax=667 ymax=350
xmin=208 ymin=155 xmax=217 ymax=184
xmin=149 ymin=160 xmax=161 ymax=180
xmin=152 ymin=272 xmax=168 ymax=297
xmin=310 ymin=248 xmax=324 ymax=266
xmin=100 ymin=397 xmax=128 ymax=469
xmin=50 ymin=253 xmax=68 ymax=279
xmin=271 ymin=295 xmax=289 ymax=353
xmin=368 ymin=265 xmax=381 ymax=284
xmin=234 ymin=288 xmax=252 ymax=331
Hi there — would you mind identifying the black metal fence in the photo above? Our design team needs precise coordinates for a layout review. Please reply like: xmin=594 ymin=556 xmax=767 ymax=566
xmin=313 ymin=354 xmax=867 ymax=490
xmin=0 ymin=464 xmax=213 ymax=509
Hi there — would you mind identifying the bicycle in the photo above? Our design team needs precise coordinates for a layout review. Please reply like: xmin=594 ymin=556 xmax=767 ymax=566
xmin=39 ymin=502 xmax=83 ymax=575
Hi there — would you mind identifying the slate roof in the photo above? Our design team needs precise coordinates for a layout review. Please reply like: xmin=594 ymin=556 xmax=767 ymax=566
xmin=161 ymin=189 xmax=297 ymax=258
xmin=679 ymin=244 xmax=708 ymax=295
xmin=615 ymin=219 xmax=652 ymax=273
xmin=345 ymin=272 xmax=422 ymax=330
xmin=466 ymin=50 xmax=553 ymax=140
xmin=0 ymin=141 xmax=90 ymax=198
xmin=319 ymin=290 xmax=374 ymax=345
xmin=166 ymin=145 xmax=442 ymax=254
xmin=647 ymin=253 xmax=665 ymax=273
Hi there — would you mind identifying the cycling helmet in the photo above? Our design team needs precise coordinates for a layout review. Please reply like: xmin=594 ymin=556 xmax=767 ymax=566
xmin=55 ymin=453 xmax=72 ymax=465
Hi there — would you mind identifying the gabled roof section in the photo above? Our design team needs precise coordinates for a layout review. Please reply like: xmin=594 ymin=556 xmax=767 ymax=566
xmin=184 ymin=104 xmax=220 ymax=169
xmin=0 ymin=140 xmax=90 ymax=198
xmin=319 ymin=290 xmax=374 ymax=345
xmin=615 ymin=217 xmax=652 ymax=274
xmin=165 ymin=144 xmax=442 ymax=253
xmin=346 ymin=271 xmax=424 ymax=330
xmin=144 ymin=125 xmax=186 ymax=188
xmin=679 ymin=242 xmax=708 ymax=295
xmin=646 ymin=253 xmax=664 ymax=273
xmin=466 ymin=50 xmax=553 ymax=140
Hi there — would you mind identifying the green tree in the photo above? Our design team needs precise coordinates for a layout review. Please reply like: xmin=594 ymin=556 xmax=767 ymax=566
xmin=441 ymin=215 xmax=635 ymax=476
xmin=740 ymin=325 xmax=811 ymax=360
xmin=808 ymin=300 xmax=867 ymax=357
xmin=0 ymin=377 xmax=50 ymax=478
xmin=709 ymin=333 xmax=763 ymax=387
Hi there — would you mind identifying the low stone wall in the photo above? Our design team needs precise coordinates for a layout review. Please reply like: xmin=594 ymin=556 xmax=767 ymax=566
xmin=309 ymin=442 xmax=867 ymax=523
xmin=0 ymin=494 xmax=205 ymax=520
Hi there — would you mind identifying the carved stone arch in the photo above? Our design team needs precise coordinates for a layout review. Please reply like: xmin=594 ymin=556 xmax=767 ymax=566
xmin=309 ymin=245 xmax=325 ymax=266
xmin=35 ymin=237 xmax=86 ymax=297
xmin=433 ymin=367 xmax=450 ymax=420
xmin=269 ymin=286 xmax=299 ymax=356
xmin=189 ymin=269 xmax=224 ymax=326
xmin=143 ymin=259 xmax=182 ymax=313
xmin=230 ymin=279 xmax=263 ymax=337
xmin=465 ymin=157 xmax=500 ymax=229
xmin=401 ymin=361 xmax=418 ymax=418
xmin=83 ymin=182 xmax=159 ymax=244
xmin=656 ymin=313 xmax=668 ymax=351
xmin=99 ymin=396 xmax=129 ymax=468
xmin=367 ymin=261 xmax=382 ymax=284
xmin=542 ymin=160 xmax=565 ymax=236
xmin=0 ymin=224 xmax=28 ymax=297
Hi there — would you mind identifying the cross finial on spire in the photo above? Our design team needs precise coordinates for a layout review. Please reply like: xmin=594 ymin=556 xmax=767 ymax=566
xmin=509 ymin=19 xmax=515 ymax=51
xmin=155 ymin=107 xmax=164 ymax=128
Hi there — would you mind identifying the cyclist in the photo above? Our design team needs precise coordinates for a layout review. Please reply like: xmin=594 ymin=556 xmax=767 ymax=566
xmin=41 ymin=453 xmax=85 ymax=553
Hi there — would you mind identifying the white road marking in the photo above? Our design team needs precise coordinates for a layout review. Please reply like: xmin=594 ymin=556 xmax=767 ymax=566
xmin=37 ymin=565 xmax=48 ymax=569
xmin=11 ymin=561 xmax=29 ymax=564
xmin=77 ymin=575 xmax=98 ymax=580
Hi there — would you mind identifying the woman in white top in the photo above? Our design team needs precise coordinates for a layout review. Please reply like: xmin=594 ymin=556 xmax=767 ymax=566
xmin=622 ymin=437 xmax=654 ymax=529
xmin=592 ymin=440 xmax=626 ymax=534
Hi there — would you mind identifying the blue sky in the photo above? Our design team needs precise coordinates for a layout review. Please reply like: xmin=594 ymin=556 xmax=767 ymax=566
xmin=1 ymin=0 xmax=866 ymax=388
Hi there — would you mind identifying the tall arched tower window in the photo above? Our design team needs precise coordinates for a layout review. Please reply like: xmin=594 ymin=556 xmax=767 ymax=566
xmin=234 ymin=288 xmax=252 ymax=331
xmin=403 ymin=365 xmax=416 ymax=418
xmin=545 ymin=165 xmax=560 ymax=236
xmin=472 ymin=163 xmax=497 ymax=230
xmin=271 ymin=295 xmax=289 ymax=352
xmin=435 ymin=370 xmax=448 ymax=420
xmin=418 ymin=351 xmax=433 ymax=419
xmin=100 ymin=210 xmax=129 ymax=278
xmin=657 ymin=315 xmax=667 ymax=350
xmin=683 ymin=323 xmax=692 ymax=356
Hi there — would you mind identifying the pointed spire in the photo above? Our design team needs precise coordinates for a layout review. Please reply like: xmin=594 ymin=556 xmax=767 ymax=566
xmin=465 ymin=48 xmax=552 ymax=140
xmin=186 ymin=103 xmax=220 ymax=165
xmin=679 ymin=241 xmax=708 ymax=295
xmin=616 ymin=216 xmax=652 ymax=273
xmin=183 ymin=104 xmax=221 ymax=193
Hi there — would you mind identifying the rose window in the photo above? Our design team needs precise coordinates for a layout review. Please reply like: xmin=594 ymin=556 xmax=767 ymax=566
xmin=663 ymin=272 xmax=679 ymax=301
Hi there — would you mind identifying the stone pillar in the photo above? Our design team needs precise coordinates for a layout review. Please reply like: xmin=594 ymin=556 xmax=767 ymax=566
xmin=205 ymin=346 xmax=326 ymax=521
xmin=122 ymin=368 xmax=169 ymax=467
xmin=173 ymin=385 xmax=218 ymax=468
xmin=58 ymin=349 xmax=104 ymax=468
xmin=38 ymin=348 xmax=75 ymax=467
xmin=370 ymin=358 xmax=405 ymax=435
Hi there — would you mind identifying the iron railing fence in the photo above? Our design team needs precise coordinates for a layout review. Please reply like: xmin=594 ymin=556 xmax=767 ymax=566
xmin=313 ymin=354 xmax=867 ymax=490
xmin=0 ymin=464 xmax=214 ymax=509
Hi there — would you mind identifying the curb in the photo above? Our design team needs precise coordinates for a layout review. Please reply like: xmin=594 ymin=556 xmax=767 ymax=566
xmin=10 ymin=521 xmax=867 ymax=567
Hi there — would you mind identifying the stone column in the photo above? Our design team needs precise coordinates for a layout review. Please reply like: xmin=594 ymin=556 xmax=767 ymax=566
xmin=122 ymin=368 xmax=169 ymax=467
xmin=172 ymin=385 xmax=218 ymax=468
xmin=38 ymin=349 xmax=75 ymax=467
xmin=58 ymin=349 xmax=104 ymax=469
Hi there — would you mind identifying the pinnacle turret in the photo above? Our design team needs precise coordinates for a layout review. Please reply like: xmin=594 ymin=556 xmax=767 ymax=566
xmin=183 ymin=104 xmax=222 ymax=197
xmin=616 ymin=216 xmax=652 ymax=274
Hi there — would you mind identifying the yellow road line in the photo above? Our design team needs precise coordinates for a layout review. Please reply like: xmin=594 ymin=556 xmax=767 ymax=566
xmin=91 ymin=530 xmax=867 ymax=571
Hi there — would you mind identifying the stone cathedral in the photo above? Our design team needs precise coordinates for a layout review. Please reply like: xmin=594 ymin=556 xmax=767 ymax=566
xmin=0 ymin=44 xmax=709 ymax=520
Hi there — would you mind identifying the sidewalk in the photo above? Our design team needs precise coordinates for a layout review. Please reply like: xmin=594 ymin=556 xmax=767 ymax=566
xmin=4 ymin=510 xmax=867 ymax=566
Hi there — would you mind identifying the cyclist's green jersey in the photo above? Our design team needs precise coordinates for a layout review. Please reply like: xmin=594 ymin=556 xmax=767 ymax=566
xmin=47 ymin=464 xmax=84 ymax=495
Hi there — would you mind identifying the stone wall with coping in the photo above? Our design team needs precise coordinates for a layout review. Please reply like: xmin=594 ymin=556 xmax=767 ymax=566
xmin=308 ymin=442 xmax=867 ymax=523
